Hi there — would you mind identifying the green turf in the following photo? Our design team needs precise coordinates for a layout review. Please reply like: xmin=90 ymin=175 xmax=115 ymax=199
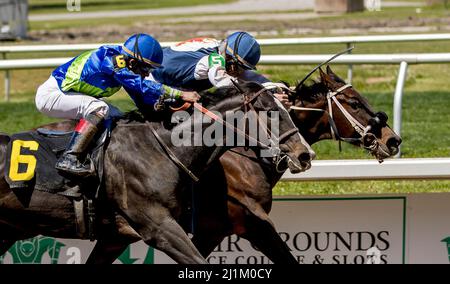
xmin=26 ymin=4 xmax=449 ymax=32
xmin=274 ymin=180 xmax=450 ymax=195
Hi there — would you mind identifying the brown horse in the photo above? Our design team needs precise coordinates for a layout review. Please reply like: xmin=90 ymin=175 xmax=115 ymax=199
xmin=187 ymin=66 xmax=402 ymax=263
xmin=85 ymin=66 xmax=401 ymax=264
xmin=0 ymin=82 xmax=313 ymax=264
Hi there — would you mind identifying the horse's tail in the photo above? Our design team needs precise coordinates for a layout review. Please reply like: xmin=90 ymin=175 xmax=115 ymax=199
xmin=0 ymin=132 xmax=10 ymax=156
xmin=0 ymin=133 xmax=10 ymax=145
xmin=0 ymin=133 xmax=10 ymax=181
xmin=0 ymin=131 xmax=9 ymax=141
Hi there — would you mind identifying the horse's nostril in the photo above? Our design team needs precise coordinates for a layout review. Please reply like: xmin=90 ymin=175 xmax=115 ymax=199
xmin=386 ymin=136 xmax=401 ymax=150
xmin=299 ymin=152 xmax=311 ymax=162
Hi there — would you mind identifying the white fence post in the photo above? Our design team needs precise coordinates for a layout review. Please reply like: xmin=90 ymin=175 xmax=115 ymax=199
xmin=1 ymin=52 xmax=10 ymax=102
xmin=393 ymin=61 xmax=408 ymax=158
xmin=347 ymin=42 xmax=353 ymax=84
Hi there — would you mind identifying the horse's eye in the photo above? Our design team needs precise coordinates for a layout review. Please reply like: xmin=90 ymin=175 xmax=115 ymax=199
xmin=348 ymin=100 xmax=362 ymax=110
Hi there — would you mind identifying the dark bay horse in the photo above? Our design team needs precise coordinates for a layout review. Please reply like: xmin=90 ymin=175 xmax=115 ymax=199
xmin=86 ymin=66 xmax=401 ymax=264
xmin=0 ymin=82 xmax=313 ymax=264
xmin=187 ymin=66 xmax=402 ymax=263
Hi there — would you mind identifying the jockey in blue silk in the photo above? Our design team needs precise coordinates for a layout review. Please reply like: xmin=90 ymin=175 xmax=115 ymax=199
xmin=150 ymin=31 xmax=292 ymax=106
xmin=35 ymin=33 xmax=199 ymax=177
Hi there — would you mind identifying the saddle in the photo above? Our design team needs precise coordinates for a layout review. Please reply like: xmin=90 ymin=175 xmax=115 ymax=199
xmin=3 ymin=123 xmax=111 ymax=240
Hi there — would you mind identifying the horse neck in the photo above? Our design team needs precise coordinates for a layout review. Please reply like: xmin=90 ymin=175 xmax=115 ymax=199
xmin=267 ymin=96 xmax=333 ymax=185
xmin=163 ymin=96 xmax=244 ymax=177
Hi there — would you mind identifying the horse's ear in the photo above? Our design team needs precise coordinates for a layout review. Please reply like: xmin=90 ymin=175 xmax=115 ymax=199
xmin=319 ymin=67 xmax=327 ymax=80
xmin=326 ymin=65 xmax=334 ymax=75
xmin=326 ymin=65 xmax=345 ymax=83
xmin=319 ymin=67 xmax=333 ymax=86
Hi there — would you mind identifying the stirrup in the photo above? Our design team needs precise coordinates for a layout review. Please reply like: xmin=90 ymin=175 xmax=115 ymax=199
xmin=55 ymin=154 xmax=95 ymax=177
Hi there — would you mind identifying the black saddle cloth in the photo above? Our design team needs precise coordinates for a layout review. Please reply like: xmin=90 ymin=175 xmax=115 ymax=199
xmin=4 ymin=126 xmax=109 ymax=206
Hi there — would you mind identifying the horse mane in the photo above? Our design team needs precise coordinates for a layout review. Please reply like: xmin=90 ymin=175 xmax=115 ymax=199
xmin=294 ymin=80 xmax=328 ymax=102
xmin=293 ymin=76 xmax=376 ymax=116
xmin=117 ymin=81 xmax=265 ymax=124
xmin=200 ymin=81 xmax=264 ymax=108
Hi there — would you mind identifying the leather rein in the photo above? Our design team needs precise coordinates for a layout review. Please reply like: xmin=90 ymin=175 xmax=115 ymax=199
xmin=150 ymin=88 xmax=300 ymax=181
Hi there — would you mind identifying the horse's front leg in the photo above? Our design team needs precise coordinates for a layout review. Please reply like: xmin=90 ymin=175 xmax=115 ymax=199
xmin=0 ymin=239 xmax=16 ymax=257
xmin=239 ymin=212 xmax=298 ymax=264
xmin=87 ymin=214 xmax=142 ymax=264
xmin=119 ymin=204 xmax=207 ymax=264
xmin=87 ymin=239 xmax=130 ymax=264
xmin=0 ymin=226 xmax=34 ymax=259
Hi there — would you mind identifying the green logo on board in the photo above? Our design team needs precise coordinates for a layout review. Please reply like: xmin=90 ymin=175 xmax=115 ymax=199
xmin=0 ymin=236 xmax=65 ymax=264
xmin=117 ymin=245 xmax=154 ymax=264
xmin=0 ymin=236 xmax=154 ymax=264
xmin=442 ymin=236 xmax=450 ymax=263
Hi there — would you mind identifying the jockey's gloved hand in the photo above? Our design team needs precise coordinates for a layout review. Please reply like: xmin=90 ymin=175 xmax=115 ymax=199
xmin=154 ymin=96 xmax=177 ymax=111
xmin=180 ymin=91 xmax=200 ymax=103
xmin=155 ymin=87 xmax=200 ymax=111
xmin=155 ymin=86 xmax=181 ymax=111
xmin=262 ymin=82 xmax=293 ymax=109
xmin=275 ymin=93 xmax=292 ymax=109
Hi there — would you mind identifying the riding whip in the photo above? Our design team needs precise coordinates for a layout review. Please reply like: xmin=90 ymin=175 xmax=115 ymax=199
xmin=296 ymin=46 xmax=354 ymax=88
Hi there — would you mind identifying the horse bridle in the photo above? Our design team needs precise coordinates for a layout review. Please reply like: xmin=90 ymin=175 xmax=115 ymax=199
xmin=198 ymin=87 xmax=300 ymax=158
xmin=237 ymin=86 xmax=302 ymax=172
xmin=327 ymin=84 xmax=371 ymax=140
xmin=290 ymin=84 xmax=387 ymax=152
xmin=151 ymin=87 xmax=301 ymax=182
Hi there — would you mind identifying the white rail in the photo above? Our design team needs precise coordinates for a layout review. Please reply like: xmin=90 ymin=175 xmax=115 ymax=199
xmin=281 ymin=158 xmax=450 ymax=181
xmin=2 ymin=53 xmax=450 ymax=69
xmin=1 ymin=34 xmax=450 ymax=53
xmin=259 ymin=53 xmax=450 ymax=64
xmin=0 ymin=42 xmax=175 ymax=53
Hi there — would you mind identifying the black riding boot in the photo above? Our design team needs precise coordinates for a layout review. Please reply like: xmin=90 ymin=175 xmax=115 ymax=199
xmin=55 ymin=113 xmax=104 ymax=177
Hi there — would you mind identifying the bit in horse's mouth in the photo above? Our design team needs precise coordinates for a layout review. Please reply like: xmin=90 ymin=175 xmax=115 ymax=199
xmin=287 ymin=157 xmax=309 ymax=174
xmin=371 ymin=143 xmax=392 ymax=163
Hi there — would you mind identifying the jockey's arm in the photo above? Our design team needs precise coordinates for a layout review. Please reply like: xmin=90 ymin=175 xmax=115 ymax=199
xmin=205 ymin=53 xmax=292 ymax=108
xmin=113 ymin=67 xmax=168 ymax=106
xmin=102 ymin=54 xmax=198 ymax=108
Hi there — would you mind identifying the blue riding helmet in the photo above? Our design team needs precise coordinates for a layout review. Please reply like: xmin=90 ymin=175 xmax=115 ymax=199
xmin=221 ymin=31 xmax=261 ymax=70
xmin=122 ymin=33 xmax=163 ymax=68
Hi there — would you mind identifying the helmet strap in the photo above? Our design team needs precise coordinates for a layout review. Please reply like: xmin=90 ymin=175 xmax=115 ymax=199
xmin=232 ymin=32 xmax=246 ymax=66
xmin=218 ymin=39 xmax=228 ymax=58
xmin=220 ymin=32 xmax=246 ymax=71
xmin=133 ymin=33 xmax=144 ymax=63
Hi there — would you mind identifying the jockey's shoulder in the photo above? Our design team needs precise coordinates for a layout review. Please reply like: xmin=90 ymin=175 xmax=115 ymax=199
xmin=83 ymin=45 xmax=123 ymax=62
xmin=171 ymin=37 xmax=220 ymax=52
xmin=96 ymin=44 xmax=122 ymax=54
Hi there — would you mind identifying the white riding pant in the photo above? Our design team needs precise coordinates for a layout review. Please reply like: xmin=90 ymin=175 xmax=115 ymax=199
xmin=35 ymin=76 xmax=122 ymax=120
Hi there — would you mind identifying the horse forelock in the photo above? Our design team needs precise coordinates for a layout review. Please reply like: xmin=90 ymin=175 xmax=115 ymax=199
xmin=294 ymin=80 xmax=328 ymax=102
xmin=294 ymin=79 xmax=375 ymax=116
